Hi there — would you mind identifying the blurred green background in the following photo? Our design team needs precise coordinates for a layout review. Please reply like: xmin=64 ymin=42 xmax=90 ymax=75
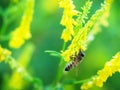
xmin=0 ymin=0 xmax=120 ymax=90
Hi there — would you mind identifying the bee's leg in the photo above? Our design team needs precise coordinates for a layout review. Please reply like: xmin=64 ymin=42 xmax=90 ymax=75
xmin=70 ymin=55 xmax=74 ymax=60
xmin=80 ymin=49 xmax=85 ymax=57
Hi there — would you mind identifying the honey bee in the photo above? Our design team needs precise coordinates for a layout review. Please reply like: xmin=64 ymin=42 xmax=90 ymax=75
xmin=65 ymin=50 xmax=85 ymax=71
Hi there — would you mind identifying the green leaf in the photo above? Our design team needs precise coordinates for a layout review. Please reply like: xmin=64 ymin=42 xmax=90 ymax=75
xmin=45 ymin=50 xmax=61 ymax=57
xmin=63 ymin=79 xmax=75 ymax=85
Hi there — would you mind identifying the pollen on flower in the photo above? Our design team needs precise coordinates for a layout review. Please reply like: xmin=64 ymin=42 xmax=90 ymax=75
xmin=0 ymin=45 xmax=11 ymax=62
xmin=9 ymin=0 xmax=34 ymax=48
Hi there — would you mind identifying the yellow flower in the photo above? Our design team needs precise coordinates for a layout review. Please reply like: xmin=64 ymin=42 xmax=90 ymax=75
xmin=94 ymin=52 xmax=120 ymax=87
xmin=80 ymin=52 xmax=120 ymax=90
xmin=59 ymin=0 xmax=78 ymax=42
xmin=9 ymin=0 xmax=34 ymax=48
xmin=87 ymin=0 xmax=112 ymax=44
xmin=61 ymin=0 xmax=113 ymax=62
xmin=6 ymin=43 xmax=35 ymax=89
xmin=99 ymin=0 xmax=113 ymax=27
xmin=81 ymin=81 xmax=93 ymax=90
xmin=61 ymin=0 xmax=110 ymax=62
xmin=0 ymin=45 xmax=11 ymax=62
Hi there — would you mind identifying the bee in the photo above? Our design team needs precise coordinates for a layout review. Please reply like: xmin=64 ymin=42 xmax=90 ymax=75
xmin=65 ymin=50 xmax=85 ymax=71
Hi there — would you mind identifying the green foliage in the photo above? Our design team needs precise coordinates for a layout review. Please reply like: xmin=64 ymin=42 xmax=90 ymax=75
xmin=0 ymin=0 xmax=120 ymax=90
xmin=45 ymin=50 xmax=61 ymax=57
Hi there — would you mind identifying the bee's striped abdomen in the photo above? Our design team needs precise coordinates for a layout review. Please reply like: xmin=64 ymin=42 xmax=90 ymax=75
xmin=65 ymin=59 xmax=79 ymax=71
xmin=64 ymin=50 xmax=85 ymax=71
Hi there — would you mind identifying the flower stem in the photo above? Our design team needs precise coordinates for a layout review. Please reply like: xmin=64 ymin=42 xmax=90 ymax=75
xmin=52 ymin=42 xmax=66 ymax=85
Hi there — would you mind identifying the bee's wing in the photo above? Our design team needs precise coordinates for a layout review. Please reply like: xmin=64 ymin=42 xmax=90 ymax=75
xmin=75 ymin=60 xmax=83 ymax=77
xmin=75 ymin=63 xmax=79 ymax=77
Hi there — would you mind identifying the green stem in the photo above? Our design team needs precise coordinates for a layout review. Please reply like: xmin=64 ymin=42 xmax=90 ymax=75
xmin=52 ymin=42 xmax=66 ymax=85
xmin=52 ymin=79 xmax=90 ymax=89
xmin=0 ymin=17 xmax=8 ymax=35
xmin=62 ymin=78 xmax=92 ymax=86
xmin=73 ymin=79 xmax=89 ymax=84
xmin=62 ymin=42 xmax=66 ymax=50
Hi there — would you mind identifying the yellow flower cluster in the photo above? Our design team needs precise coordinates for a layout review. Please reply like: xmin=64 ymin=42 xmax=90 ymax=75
xmin=61 ymin=0 xmax=112 ymax=62
xmin=95 ymin=52 xmax=120 ymax=87
xmin=0 ymin=45 xmax=11 ymax=62
xmin=76 ymin=1 xmax=92 ymax=28
xmin=7 ymin=43 xmax=35 ymax=90
xmin=59 ymin=0 xmax=78 ymax=42
xmin=99 ymin=0 xmax=113 ymax=27
xmin=9 ymin=0 xmax=34 ymax=48
xmin=81 ymin=52 xmax=120 ymax=90
xmin=87 ymin=0 xmax=112 ymax=44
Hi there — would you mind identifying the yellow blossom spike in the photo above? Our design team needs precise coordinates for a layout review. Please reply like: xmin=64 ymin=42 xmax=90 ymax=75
xmin=0 ymin=45 xmax=11 ymax=62
xmin=9 ymin=0 xmax=34 ymax=48
xmin=95 ymin=52 xmax=120 ymax=87
xmin=80 ymin=52 xmax=120 ymax=90
xmin=59 ymin=0 xmax=78 ymax=42
xmin=76 ymin=0 xmax=92 ymax=29
xmin=61 ymin=0 xmax=112 ymax=62
xmin=7 ymin=43 xmax=35 ymax=90
xmin=87 ymin=0 xmax=112 ymax=44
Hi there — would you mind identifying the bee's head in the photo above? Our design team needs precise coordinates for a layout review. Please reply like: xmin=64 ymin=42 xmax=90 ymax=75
xmin=79 ymin=50 xmax=85 ymax=57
